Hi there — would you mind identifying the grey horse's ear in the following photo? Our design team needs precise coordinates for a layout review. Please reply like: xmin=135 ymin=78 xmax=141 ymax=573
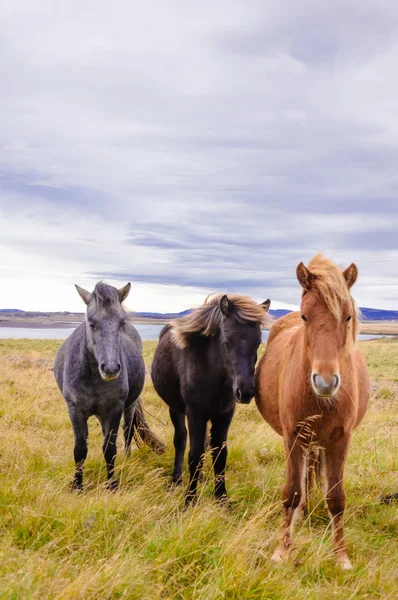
xmin=220 ymin=294 xmax=231 ymax=317
xmin=343 ymin=263 xmax=358 ymax=289
xmin=118 ymin=282 xmax=131 ymax=303
xmin=296 ymin=262 xmax=315 ymax=291
xmin=261 ymin=299 xmax=271 ymax=312
xmin=75 ymin=285 xmax=92 ymax=305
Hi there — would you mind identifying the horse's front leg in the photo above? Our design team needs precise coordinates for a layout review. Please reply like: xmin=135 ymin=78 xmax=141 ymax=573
xmin=185 ymin=408 xmax=207 ymax=505
xmin=68 ymin=405 xmax=89 ymax=492
xmin=210 ymin=409 xmax=234 ymax=501
xmin=324 ymin=434 xmax=352 ymax=569
xmin=272 ymin=436 xmax=306 ymax=563
xmin=101 ymin=406 xmax=123 ymax=490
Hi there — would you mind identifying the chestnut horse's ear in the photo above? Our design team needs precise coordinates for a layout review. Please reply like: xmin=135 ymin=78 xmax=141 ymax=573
xmin=220 ymin=294 xmax=231 ymax=317
xmin=343 ymin=263 xmax=358 ymax=289
xmin=118 ymin=282 xmax=131 ymax=303
xmin=296 ymin=262 xmax=314 ymax=291
xmin=75 ymin=285 xmax=92 ymax=305
xmin=261 ymin=299 xmax=271 ymax=312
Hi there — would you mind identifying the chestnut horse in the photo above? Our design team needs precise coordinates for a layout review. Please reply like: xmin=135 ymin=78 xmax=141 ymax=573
xmin=255 ymin=254 xmax=369 ymax=569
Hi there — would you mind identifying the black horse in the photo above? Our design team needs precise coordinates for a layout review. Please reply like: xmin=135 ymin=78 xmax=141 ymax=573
xmin=151 ymin=294 xmax=270 ymax=504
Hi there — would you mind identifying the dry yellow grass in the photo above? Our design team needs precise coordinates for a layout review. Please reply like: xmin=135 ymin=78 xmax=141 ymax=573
xmin=0 ymin=338 xmax=397 ymax=599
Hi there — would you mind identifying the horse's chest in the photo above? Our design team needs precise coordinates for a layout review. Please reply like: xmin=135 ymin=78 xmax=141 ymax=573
xmin=184 ymin=378 xmax=234 ymax=413
xmin=75 ymin=379 xmax=129 ymax=415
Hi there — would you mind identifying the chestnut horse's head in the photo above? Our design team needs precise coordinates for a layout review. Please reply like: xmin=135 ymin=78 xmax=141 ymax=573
xmin=296 ymin=254 xmax=359 ymax=398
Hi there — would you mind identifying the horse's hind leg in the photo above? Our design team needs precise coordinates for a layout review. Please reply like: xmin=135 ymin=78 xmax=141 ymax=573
xmin=169 ymin=409 xmax=187 ymax=486
xmin=101 ymin=407 xmax=123 ymax=491
xmin=210 ymin=410 xmax=234 ymax=501
xmin=68 ymin=406 xmax=88 ymax=492
xmin=123 ymin=401 xmax=137 ymax=456
xmin=272 ymin=438 xmax=306 ymax=563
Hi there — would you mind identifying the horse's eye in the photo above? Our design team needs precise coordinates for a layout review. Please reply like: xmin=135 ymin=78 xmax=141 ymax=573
xmin=224 ymin=340 xmax=231 ymax=348
xmin=346 ymin=315 xmax=352 ymax=322
xmin=89 ymin=321 xmax=97 ymax=329
xmin=120 ymin=319 xmax=127 ymax=328
xmin=301 ymin=314 xmax=308 ymax=322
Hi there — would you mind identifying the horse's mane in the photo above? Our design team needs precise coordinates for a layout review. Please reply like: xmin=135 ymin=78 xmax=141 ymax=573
xmin=171 ymin=294 xmax=269 ymax=349
xmin=306 ymin=253 xmax=360 ymax=341
xmin=92 ymin=282 xmax=120 ymax=307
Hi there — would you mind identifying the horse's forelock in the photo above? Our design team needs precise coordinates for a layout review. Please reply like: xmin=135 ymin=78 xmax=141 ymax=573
xmin=91 ymin=282 xmax=120 ymax=308
xmin=307 ymin=254 xmax=358 ymax=324
xmin=171 ymin=294 xmax=269 ymax=348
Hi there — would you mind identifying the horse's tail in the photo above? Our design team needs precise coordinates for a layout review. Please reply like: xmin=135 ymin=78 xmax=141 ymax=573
xmin=132 ymin=398 xmax=166 ymax=454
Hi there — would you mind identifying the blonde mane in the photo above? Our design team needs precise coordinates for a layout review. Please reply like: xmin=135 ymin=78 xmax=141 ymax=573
xmin=171 ymin=294 xmax=270 ymax=349
xmin=306 ymin=253 xmax=360 ymax=342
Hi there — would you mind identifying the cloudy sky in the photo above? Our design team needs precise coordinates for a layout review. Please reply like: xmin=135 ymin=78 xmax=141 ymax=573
xmin=1 ymin=1 xmax=398 ymax=313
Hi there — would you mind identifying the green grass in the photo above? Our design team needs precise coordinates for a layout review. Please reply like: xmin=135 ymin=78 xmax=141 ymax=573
xmin=0 ymin=338 xmax=397 ymax=599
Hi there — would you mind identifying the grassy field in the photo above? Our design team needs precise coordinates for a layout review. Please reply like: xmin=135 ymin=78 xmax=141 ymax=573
xmin=0 ymin=338 xmax=397 ymax=599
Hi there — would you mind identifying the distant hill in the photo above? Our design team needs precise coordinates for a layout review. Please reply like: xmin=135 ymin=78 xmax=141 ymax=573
xmin=360 ymin=308 xmax=398 ymax=321
xmin=132 ymin=307 xmax=398 ymax=321
xmin=130 ymin=310 xmax=192 ymax=320
xmin=1 ymin=307 xmax=398 ymax=321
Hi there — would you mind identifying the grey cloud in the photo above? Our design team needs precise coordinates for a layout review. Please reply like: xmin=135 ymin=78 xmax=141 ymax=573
xmin=1 ymin=1 xmax=398 ymax=310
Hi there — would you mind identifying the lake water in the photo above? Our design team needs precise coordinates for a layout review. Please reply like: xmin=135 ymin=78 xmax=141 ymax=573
xmin=0 ymin=324 xmax=392 ymax=343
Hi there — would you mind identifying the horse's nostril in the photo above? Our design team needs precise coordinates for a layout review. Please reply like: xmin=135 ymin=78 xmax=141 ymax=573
xmin=236 ymin=388 xmax=242 ymax=400
xmin=312 ymin=373 xmax=318 ymax=386
xmin=333 ymin=375 xmax=339 ymax=388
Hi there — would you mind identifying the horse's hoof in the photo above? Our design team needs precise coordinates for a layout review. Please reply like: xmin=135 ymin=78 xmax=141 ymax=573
xmin=271 ymin=547 xmax=287 ymax=563
xmin=336 ymin=554 xmax=352 ymax=570
xmin=380 ymin=493 xmax=398 ymax=504
xmin=106 ymin=479 xmax=119 ymax=492
xmin=215 ymin=494 xmax=232 ymax=509
xmin=71 ymin=481 xmax=83 ymax=493
xmin=170 ymin=477 xmax=183 ymax=488
xmin=184 ymin=493 xmax=197 ymax=509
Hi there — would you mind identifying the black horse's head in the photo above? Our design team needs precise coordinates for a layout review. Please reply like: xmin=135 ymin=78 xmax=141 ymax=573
xmin=76 ymin=282 xmax=131 ymax=381
xmin=219 ymin=295 xmax=270 ymax=403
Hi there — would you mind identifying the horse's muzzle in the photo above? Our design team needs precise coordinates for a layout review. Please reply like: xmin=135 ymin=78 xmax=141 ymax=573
xmin=235 ymin=386 xmax=254 ymax=404
xmin=99 ymin=363 xmax=121 ymax=381
xmin=311 ymin=372 xmax=340 ymax=397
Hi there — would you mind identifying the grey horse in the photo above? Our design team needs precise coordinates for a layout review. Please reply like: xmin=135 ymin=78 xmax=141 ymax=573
xmin=54 ymin=281 xmax=163 ymax=491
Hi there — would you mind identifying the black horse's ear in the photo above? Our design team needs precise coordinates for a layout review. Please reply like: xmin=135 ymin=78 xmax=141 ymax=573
xmin=220 ymin=294 xmax=231 ymax=317
xmin=343 ymin=263 xmax=358 ymax=289
xmin=118 ymin=282 xmax=131 ymax=303
xmin=296 ymin=262 xmax=314 ymax=291
xmin=75 ymin=285 xmax=92 ymax=305
xmin=261 ymin=299 xmax=271 ymax=312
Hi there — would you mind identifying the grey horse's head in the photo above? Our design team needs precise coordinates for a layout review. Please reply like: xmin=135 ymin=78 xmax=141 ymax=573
xmin=76 ymin=282 xmax=131 ymax=381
